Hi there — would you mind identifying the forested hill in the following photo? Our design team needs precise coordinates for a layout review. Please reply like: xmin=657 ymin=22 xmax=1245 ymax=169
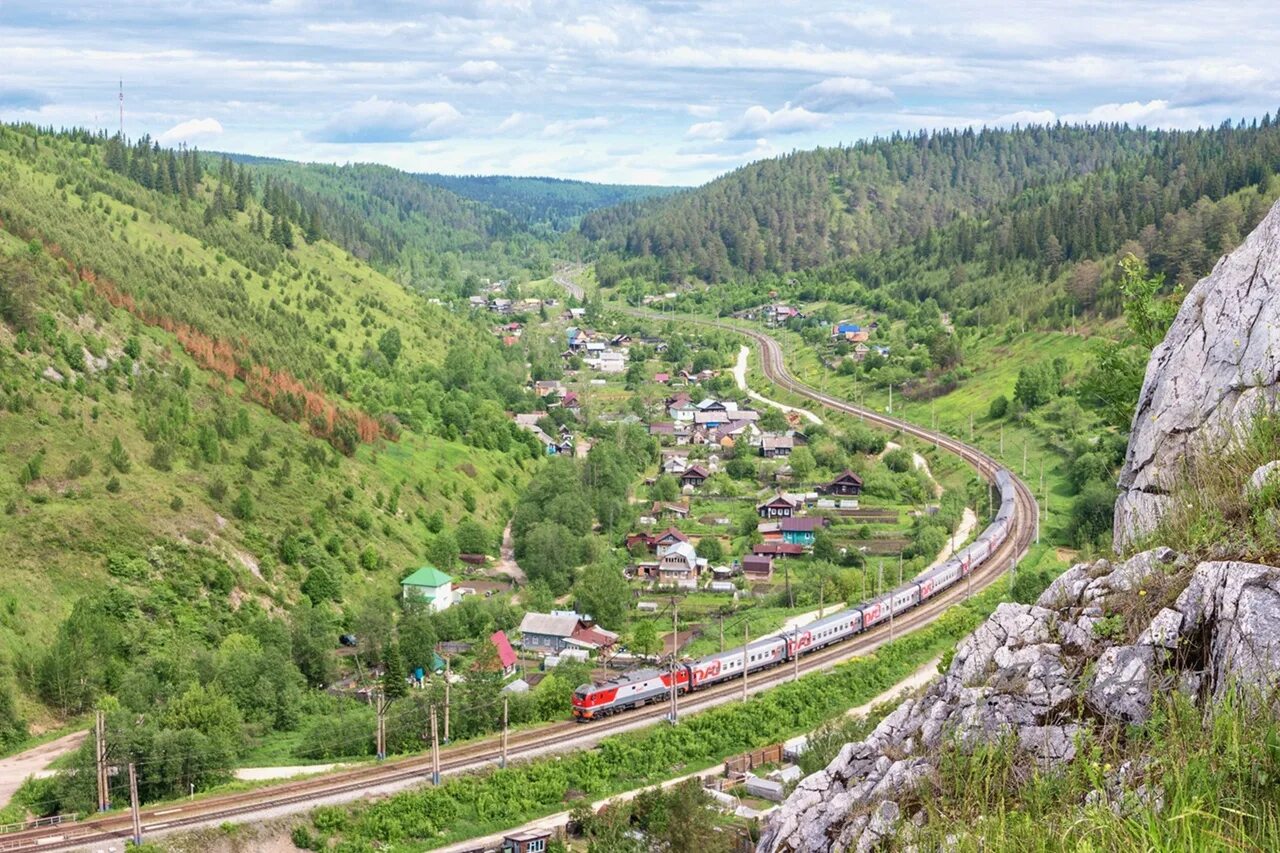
xmin=0 ymin=123 xmax=543 ymax=739
xmin=582 ymin=120 xmax=1280 ymax=284
xmin=223 ymin=156 xmax=553 ymax=290
xmin=416 ymin=173 xmax=681 ymax=232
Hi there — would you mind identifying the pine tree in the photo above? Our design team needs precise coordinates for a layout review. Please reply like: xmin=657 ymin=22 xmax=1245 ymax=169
xmin=382 ymin=642 xmax=407 ymax=699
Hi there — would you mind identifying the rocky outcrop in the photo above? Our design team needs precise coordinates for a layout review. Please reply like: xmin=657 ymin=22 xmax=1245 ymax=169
xmin=1114 ymin=200 xmax=1280 ymax=549
xmin=759 ymin=549 xmax=1280 ymax=852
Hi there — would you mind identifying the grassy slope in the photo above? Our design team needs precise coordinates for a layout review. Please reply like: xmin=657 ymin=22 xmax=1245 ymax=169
xmin=0 ymin=133 xmax=528 ymax=726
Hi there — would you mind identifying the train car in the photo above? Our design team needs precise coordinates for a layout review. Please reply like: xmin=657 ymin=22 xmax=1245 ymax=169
xmin=689 ymin=636 xmax=787 ymax=689
xmin=918 ymin=558 xmax=961 ymax=600
xmin=889 ymin=584 xmax=920 ymax=617
xmin=798 ymin=608 xmax=864 ymax=652
xmin=858 ymin=592 xmax=894 ymax=630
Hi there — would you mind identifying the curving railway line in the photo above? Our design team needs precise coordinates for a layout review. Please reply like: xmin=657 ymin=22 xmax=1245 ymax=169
xmin=2 ymin=315 xmax=1038 ymax=852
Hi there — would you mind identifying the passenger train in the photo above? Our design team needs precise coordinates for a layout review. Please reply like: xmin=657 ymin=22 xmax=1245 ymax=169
xmin=572 ymin=470 xmax=1016 ymax=720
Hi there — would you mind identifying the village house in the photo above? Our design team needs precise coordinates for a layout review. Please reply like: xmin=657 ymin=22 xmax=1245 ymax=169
xmin=752 ymin=542 xmax=806 ymax=558
xmin=653 ymin=527 xmax=690 ymax=556
xmin=650 ymin=500 xmax=691 ymax=521
xmin=757 ymin=494 xmax=800 ymax=519
xmin=680 ymin=464 xmax=709 ymax=489
xmin=559 ymin=390 xmax=581 ymax=415
xmin=658 ymin=541 xmax=706 ymax=587
xmin=820 ymin=469 xmax=864 ymax=496
xmin=400 ymin=565 xmax=453 ymax=612
xmin=501 ymin=830 xmax=551 ymax=853
xmin=533 ymin=379 xmax=564 ymax=397
xmin=742 ymin=554 xmax=774 ymax=581
xmin=593 ymin=351 xmax=626 ymax=373
xmin=780 ymin=516 xmax=830 ymax=546
xmin=662 ymin=455 xmax=689 ymax=475
xmin=761 ymin=434 xmax=795 ymax=458
xmin=517 ymin=611 xmax=586 ymax=655
xmin=490 ymin=630 xmax=518 ymax=677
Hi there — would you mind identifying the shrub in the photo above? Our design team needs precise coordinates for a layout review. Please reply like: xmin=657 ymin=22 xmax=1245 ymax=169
xmin=988 ymin=394 xmax=1010 ymax=420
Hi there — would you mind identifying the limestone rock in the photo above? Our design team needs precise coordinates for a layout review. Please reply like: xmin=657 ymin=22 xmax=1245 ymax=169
xmin=1114 ymin=199 xmax=1280 ymax=549
xmin=41 ymin=365 xmax=64 ymax=383
xmin=1248 ymin=460 xmax=1280 ymax=494
xmin=760 ymin=553 xmax=1280 ymax=852
xmin=1086 ymin=644 xmax=1156 ymax=723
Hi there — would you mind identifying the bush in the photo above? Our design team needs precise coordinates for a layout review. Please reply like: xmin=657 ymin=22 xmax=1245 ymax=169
xmin=231 ymin=488 xmax=255 ymax=520
xmin=883 ymin=448 xmax=913 ymax=473
xmin=208 ymin=478 xmax=228 ymax=501
xmin=988 ymin=394 xmax=1010 ymax=420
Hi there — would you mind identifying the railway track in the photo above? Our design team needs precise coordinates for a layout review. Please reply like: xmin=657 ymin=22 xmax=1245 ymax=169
xmin=4 ymin=316 xmax=1038 ymax=852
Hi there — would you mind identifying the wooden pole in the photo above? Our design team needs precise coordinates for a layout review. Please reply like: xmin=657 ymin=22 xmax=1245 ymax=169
xmin=792 ymin=627 xmax=800 ymax=681
xmin=501 ymin=697 xmax=509 ymax=769
xmin=443 ymin=657 xmax=451 ymax=744
xmin=669 ymin=600 xmax=679 ymax=724
xmin=430 ymin=705 xmax=440 ymax=785
xmin=128 ymin=762 xmax=142 ymax=847
xmin=377 ymin=692 xmax=388 ymax=760
xmin=719 ymin=614 xmax=724 ymax=653
xmin=95 ymin=710 xmax=110 ymax=812
xmin=742 ymin=623 xmax=749 ymax=701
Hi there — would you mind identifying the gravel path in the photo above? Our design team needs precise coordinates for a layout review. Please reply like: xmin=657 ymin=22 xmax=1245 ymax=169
xmin=733 ymin=345 xmax=823 ymax=425
xmin=0 ymin=730 xmax=86 ymax=806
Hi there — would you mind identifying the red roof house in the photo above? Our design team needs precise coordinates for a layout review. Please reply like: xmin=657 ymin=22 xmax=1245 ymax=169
xmin=491 ymin=630 xmax=518 ymax=676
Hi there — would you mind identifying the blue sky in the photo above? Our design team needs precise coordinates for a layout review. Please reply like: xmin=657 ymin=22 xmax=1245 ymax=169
xmin=2 ymin=1 xmax=1278 ymax=185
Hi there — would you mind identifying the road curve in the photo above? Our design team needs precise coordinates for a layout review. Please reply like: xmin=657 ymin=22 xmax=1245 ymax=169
xmin=3 ymin=313 xmax=1039 ymax=853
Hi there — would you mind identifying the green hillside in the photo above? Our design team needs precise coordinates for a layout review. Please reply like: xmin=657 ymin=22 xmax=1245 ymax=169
xmin=416 ymin=172 xmax=682 ymax=232
xmin=224 ymin=155 xmax=554 ymax=292
xmin=584 ymin=120 xmax=1280 ymax=290
xmin=0 ymin=124 xmax=539 ymax=736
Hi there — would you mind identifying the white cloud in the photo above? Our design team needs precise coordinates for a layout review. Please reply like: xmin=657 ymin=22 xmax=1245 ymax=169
xmin=685 ymin=104 xmax=718 ymax=118
xmin=991 ymin=109 xmax=1058 ymax=127
xmin=450 ymin=60 xmax=505 ymax=82
xmin=564 ymin=20 xmax=618 ymax=47
xmin=688 ymin=103 xmax=828 ymax=141
xmin=312 ymin=97 xmax=463 ymax=142
xmin=1061 ymin=99 xmax=1205 ymax=128
xmin=796 ymin=77 xmax=894 ymax=112
xmin=157 ymin=117 xmax=223 ymax=144
xmin=542 ymin=115 xmax=611 ymax=137
xmin=496 ymin=111 xmax=531 ymax=132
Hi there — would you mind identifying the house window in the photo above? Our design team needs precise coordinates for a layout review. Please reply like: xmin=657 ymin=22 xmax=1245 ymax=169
xmin=528 ymin=840 xmax=546 ymax=853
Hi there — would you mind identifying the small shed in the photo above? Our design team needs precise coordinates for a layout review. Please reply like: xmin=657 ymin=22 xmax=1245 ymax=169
xmin=502 ymin=829 xmax=551 ymax=853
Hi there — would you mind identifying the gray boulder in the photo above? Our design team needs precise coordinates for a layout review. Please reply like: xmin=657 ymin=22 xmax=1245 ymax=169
xmin=1114 ymin=199 xmax=1280 ymax=549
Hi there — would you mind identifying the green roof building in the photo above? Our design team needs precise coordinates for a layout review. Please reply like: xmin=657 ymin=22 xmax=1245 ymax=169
xmin=401 ymin=565 xmax=454 ymax=611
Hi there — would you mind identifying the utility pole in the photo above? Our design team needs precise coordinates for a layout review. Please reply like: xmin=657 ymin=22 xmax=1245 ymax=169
xmin=128 ymin=762 xmax=142 ymax=847
xmin=95 ymin=710 xmax=110 ymax=812
xmin=932 ymin=401 xmax=938 ymax=447
xmin=888 ymin=384 xmax=893 ymax=414
xmin=785 ymin=560 xmax=792 ymax=608
xmin=969 ymin=412 xmax=974 ymax=442
xmin=818 ymin=581 xmax=824 ymax=619
xmin=792 ymin=627 xmax=801 ymax=681
xmin=501 ymin=698 xmax=509 ymax=769
xmin=742 ymin=623 xmax=749 ymax=701
xmin=375 ymin=692 xmax=387 ymax=760
xmin=430 ymin=705 xmax=441 ymax=785
xmin=1023 ymin=443 xmax=1028 ymax=477
xmin=443 ymin=657 xmax=451 ymax=744
xmin=877 ymin=560 xmax=883 ymax=597
xmin=669 ymin=600 xmax=679 ymax=725
xmin=719 ymin=614 xmax=724 ymax=653
xmin=898 ymin=551 xmax=903 ymax=586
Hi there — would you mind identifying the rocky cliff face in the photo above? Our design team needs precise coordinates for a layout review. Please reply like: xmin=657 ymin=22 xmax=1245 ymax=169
xmin=761 ymin=204 xmax=1280 ymax=852
xmin=759 ymin=550 xmax=1280 ymax=852
xmin=1114 ymin=199 xmax=1280 ymax=549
